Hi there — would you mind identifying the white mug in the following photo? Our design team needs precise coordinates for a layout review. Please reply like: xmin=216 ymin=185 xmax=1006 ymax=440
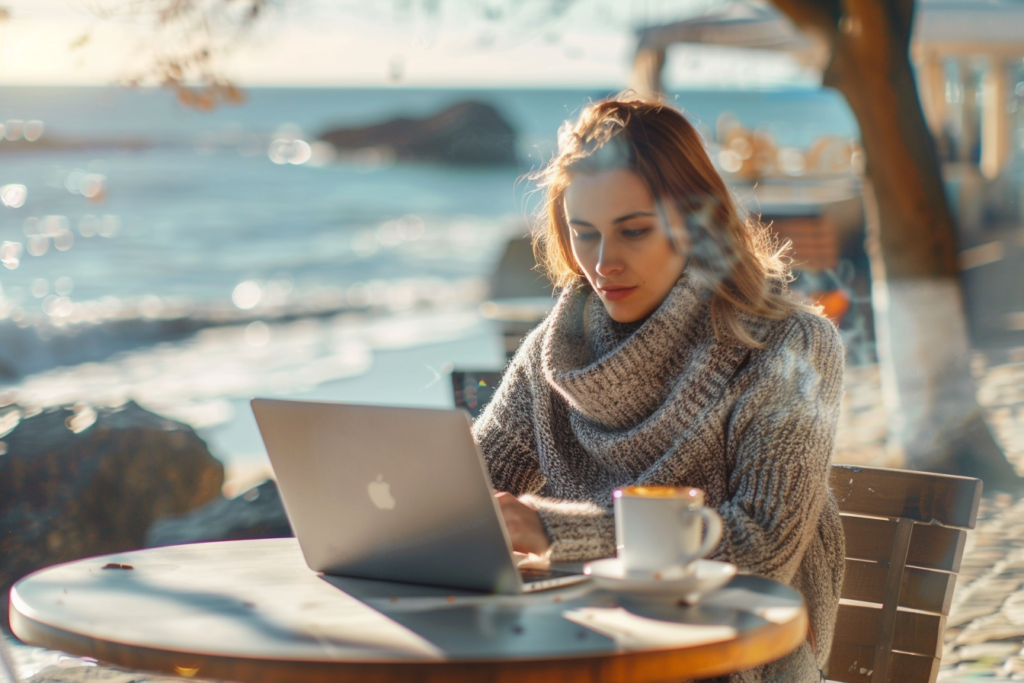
xmin=613 ymin=486 xmax=723 ymax=575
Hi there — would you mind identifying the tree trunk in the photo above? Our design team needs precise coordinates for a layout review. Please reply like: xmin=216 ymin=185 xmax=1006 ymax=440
xmin=771 ymin=0 xmax=1021 ymax=488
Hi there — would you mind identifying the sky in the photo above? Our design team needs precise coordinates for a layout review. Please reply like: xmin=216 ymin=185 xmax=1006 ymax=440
xmin=0 ymin=0 xmax=817 ymax=88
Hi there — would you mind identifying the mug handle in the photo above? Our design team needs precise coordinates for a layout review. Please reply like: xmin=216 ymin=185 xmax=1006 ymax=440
xmin=682 ymin=507 xmax=723 ymax=561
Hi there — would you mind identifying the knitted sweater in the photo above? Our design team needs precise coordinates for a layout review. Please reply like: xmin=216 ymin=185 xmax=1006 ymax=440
xmin=473 ymin=269 xmax=845 ymax=682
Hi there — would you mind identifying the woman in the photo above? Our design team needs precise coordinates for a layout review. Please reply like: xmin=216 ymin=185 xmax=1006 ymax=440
xmin=472 ymin=96 xmax=845 ymax=682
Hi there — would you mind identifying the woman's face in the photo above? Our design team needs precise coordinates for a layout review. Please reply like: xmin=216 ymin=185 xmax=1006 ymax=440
xmin=563 ymin=168 xmax=687 ymax=323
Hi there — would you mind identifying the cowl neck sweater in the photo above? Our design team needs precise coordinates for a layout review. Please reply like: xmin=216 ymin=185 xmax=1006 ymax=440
xmin=543 ymin=268 xmax=760 ymax=433
xmin=473 ymin=269 xmax=846 ymax=682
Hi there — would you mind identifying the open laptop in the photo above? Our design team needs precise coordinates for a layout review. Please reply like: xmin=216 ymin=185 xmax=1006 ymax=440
xmin=250 ymin=398 xmax=588 ymax=594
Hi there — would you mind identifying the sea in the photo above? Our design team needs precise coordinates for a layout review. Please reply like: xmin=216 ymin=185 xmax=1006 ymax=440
xmin=0 ymin=85 xmax=859 ymax=480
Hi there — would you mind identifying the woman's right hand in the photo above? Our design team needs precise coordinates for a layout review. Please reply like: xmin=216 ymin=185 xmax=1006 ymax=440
xmin=495 ymin=492 xmax=551 ymax=556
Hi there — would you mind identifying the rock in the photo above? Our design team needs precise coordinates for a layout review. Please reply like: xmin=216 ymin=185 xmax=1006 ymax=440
xmin=0 ymin=402 xmax=223 ymax=596
xmin=318 ymin=101 xmax=518 ymax=166
xmin=146 ymin=479 xmax=292 ymax=547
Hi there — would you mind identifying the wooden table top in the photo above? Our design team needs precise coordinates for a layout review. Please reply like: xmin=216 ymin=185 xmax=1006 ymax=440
xmin=10 ymin=538 xmax=807 ymax=683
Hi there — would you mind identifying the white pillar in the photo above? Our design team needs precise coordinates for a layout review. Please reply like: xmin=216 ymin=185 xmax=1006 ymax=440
xmin=862 ymin=181 xmax=978 ymax=469
xmin=981 ymin=56 xmax=1010 ymax=180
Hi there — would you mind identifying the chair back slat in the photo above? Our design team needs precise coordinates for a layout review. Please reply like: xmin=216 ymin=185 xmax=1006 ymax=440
xmin=842 ymin=516 xmax=968 ymax=572
xmin=833 ymin=604 xmax=945 ymax=658
xmin=828 ymin=465 xmax=981 ymax=683
xmin=828 ymin=642 xmax=939 ymax=683
xmin=870 ymin=516 xmax=915 ymax=683
xmin=842 ymin=560 xmax=957 ymax=615
xmin=830 ymin=465 xmax=982 ymax=528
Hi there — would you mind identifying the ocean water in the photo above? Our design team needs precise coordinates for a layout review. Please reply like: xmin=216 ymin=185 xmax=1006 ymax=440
xmin=0 ymin=86 xmax=858 ymax=321
xmin=0 ymin=86 xmax=858 ymax=469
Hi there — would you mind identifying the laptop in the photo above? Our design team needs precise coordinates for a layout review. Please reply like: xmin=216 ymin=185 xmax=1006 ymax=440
xmin=250 ymin=398 xmax=588 ymax=594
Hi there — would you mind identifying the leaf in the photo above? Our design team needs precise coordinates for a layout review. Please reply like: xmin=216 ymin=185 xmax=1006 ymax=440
xmin=69 ymin=32 xmax=90 ymax=50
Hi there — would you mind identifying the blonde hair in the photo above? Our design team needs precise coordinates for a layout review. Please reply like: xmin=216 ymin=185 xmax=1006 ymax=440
xmin=531 ymin=94 xmax=816 ymax=348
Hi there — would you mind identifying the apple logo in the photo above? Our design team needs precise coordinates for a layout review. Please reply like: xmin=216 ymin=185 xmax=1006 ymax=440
xmin=367 ymin=474 xmax=396 ymax=510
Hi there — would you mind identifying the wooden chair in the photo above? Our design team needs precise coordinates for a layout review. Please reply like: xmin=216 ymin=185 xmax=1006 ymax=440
xmin=450 ymin=370 xmax=503 ymax=419
xmin=827 ymin=464 xmax=983 ymax=683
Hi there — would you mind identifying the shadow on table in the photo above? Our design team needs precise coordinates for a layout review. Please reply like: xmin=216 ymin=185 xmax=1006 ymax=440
xmin=319 ymin=574 xmax=780 ymax=659
xmin=18 ymin=569 xmax=344 ymax=651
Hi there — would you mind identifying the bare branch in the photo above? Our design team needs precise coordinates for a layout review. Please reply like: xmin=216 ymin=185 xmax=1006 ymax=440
xmin=84 ymin=0 xmax=281 ymax=109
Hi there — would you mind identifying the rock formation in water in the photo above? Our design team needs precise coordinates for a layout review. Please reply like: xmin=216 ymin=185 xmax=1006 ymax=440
xmin=0 ymin=402 xmax=224 ymax=596
xmin=146 ymin=478 xmax=292 ymax=547
xmin=318 ymin=101 xmax=518 ymax=166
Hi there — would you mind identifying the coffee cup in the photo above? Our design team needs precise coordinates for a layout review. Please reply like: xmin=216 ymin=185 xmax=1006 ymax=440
xmin=613 ymin=486 xmax=723 ymax=575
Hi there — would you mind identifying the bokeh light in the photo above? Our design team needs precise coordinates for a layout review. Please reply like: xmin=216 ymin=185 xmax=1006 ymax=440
xmin=268 ymin=138 xmax=313 ymax=165
xmin=778 ymin=148 xmax=806 ymax=176
xmin=718 ymin=150 xmax=742 ymax=173
xmin=232 ymin=281 xmax=262 ymax=309
xmin=99 ymin=215 xmax=120 ymax=238
xmin=54 ymin=231 xmax=75 ymax=251
xmin=79 ymin=215 xmax=99 ymax=237
xmin=1 ymin=242 xmax=22 ymax=270
xmin=397 ymin=214 xmax=426 ymax=241
xmin=42 ymin=295 xmax=73 ymax=317
xmin=351 ymin=231 xmax=379 ymax=258
xmin=55 ymin=277 xmax=74 ymax=296
xmin=0 ymin=184 xmax=27 ymax=208
xmin=80 ymin=174 xmax=107 ymax=200
xmin=3 ymin=120 xmax=24 ymax=141
xmin=27 ymin=236 xmax=49 ymax=257
xmin=23 ymin=120 xmax=45 ymax=142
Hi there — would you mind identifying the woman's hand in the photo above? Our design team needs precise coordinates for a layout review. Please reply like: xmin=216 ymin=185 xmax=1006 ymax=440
xmin=495 ymin=492 xmax=551 ymax=555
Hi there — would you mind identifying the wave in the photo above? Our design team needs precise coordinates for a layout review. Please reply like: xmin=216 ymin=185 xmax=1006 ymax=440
xmin=0 ymin=277 xmax=488 ymax=381
xmin=2 ymin=304 xmax=488 ymax=433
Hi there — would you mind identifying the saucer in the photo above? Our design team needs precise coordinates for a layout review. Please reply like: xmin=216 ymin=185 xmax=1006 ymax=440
xmin=583 ymin=558 xmax=737 ymax=602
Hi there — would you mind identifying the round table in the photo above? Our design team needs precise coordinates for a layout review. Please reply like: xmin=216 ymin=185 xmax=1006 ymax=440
xmin=10 ymin=539 xmax=808 ymax=683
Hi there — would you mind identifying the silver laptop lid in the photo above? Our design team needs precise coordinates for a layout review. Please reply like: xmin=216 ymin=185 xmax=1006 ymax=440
xmin=251 ymin=398 xmax=524 ymax=594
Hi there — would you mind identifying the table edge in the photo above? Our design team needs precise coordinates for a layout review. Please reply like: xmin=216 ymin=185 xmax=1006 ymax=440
xmin=10 ymin=586 xmax=808 ymax=683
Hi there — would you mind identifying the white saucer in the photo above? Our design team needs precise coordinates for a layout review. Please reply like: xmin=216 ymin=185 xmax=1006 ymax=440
xmin=583 ymin=558 xmax=737 ymax=602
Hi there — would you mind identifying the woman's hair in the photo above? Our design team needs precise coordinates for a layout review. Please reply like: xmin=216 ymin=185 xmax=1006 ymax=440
xmin=531 ymin=93 xmax=817 ymax=348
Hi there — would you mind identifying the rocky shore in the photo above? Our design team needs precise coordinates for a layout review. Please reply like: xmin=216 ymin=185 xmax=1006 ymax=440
xmin=0 ymin=402 xmax=223 ymax=601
